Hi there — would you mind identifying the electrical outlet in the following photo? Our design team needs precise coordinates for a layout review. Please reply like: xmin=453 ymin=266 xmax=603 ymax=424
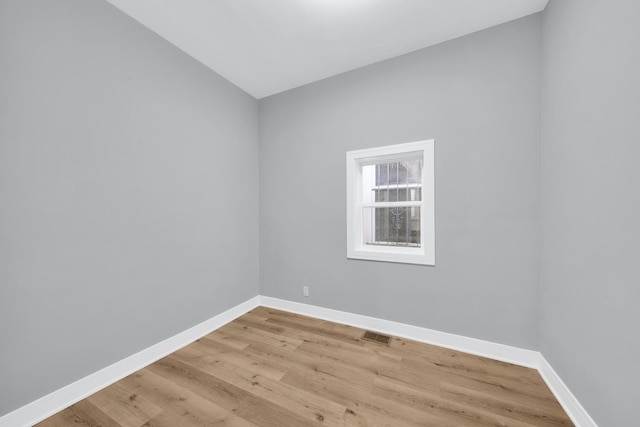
xmin=303 ymin=286 xmax=309 ymax=297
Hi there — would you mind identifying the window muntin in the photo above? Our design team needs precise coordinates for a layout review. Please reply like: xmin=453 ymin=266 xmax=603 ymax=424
xmin=347 ymin=140 xmax=434 ymax=265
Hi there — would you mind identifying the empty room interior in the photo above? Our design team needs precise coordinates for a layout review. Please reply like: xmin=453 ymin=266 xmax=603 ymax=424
xmin=1 ymin=0 xmax=638 ymax=426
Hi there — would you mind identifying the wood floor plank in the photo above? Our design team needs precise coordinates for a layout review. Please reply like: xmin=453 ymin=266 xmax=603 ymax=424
xmin=439 ymin=376 xmax=562 ymax=412
xmin=398 ymin=352 xmax=548 ymax=399
xmin=386 ymin=336 xmax=543 ymax=386
xmin=38 ymin=399 xmax=121 ymax=427
xmin=371 ymin=374 xmax=533 ymax=427
xmin=438 ymin=366 xmax=562 ymax=406
xmin=178 ymin=339 xmax=288 ymax=381
xmin=218 ymin=322 xmax=303 ymax=351
xmin=37 ymin=306 xmax=573 ymax=427
xmin=175 ymin=345 xmax=348 ymax=426
xmin=280 ymin=366 xmax=449 ymax=427
xmin=202 ymin=330 xmax=251 ymax=350
xmin=149 ymin=355 xmax=317 ymax=427
xmin=85 ymin=381 xmax=163 ymax=427
xmin=438 ymin=381 xmax=571 ymax=426
xmin=118 ymin=370 xmax=256 ymax=427
xmin=260 ymin=309 xmax=366 ymax=345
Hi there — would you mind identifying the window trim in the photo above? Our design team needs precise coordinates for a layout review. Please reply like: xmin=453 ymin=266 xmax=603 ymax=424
xmin=346 ymin=140 xmax=435 ymax=266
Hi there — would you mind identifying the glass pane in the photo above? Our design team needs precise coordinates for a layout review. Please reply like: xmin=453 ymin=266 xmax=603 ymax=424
xmin=362 ymin=159 xmax=422 ymax=203
xmin=376 ymin=160 xmax=422 ymax=186
xmin=363 ymin=206 xmax=421 ymax=247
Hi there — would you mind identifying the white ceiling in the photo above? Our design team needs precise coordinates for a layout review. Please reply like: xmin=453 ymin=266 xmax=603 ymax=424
xmin=105 ymin=0 xmax=548 ymax=99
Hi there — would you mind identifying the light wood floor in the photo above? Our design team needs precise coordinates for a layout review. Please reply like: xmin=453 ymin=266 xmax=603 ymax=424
xmin=37 ymin=307 xmax=573 ymax=426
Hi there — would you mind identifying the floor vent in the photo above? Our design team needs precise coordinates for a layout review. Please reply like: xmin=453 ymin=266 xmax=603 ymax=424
xmin=362 ymin=331 xmax=392 ymax=345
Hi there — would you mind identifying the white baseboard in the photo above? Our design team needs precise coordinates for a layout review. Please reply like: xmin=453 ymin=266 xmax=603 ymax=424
xmin=258 ymin=296 xmax=597 ymax=427
xmin=1 ymin=295 xmax=596 ymax=427
xmin=538 ymin=354 xmax=598 ymax=427
xmin=0 ymin=296 xmax=261 ymax=427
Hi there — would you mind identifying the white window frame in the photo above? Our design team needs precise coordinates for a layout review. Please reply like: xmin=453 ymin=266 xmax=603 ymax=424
xmin=346 ymin=140 xmax=435 ymax=265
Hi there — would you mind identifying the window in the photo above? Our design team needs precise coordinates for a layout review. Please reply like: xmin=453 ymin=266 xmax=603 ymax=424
xmin=347 ymin=140 xmax=434 ymax=265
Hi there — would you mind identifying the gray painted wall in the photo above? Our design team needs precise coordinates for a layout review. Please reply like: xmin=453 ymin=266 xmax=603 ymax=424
xmin=540 ymin=0 xmax=640 ymax=425
xmin=0 ymin=0 xmax=259 ymax=416
xmin=259 ymin=15 xmax=542 ymax=350
xmin=6 ymin=0 xmax=636 ymax=422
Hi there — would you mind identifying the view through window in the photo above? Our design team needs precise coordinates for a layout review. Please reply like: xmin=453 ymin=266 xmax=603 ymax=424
xmin=362 ymin=159 xmax=422 ymax=247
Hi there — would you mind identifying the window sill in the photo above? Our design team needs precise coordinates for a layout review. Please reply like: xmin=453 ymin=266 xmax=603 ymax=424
xmin=347 ymin=247 xmax=434 ymax=266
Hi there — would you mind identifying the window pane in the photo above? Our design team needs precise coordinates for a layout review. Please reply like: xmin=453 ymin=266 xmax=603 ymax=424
xmin=376 ymin=159 xmax=422 ymax=186
xmin=362 ymin=159 xmax=422 ymax=203
xmin=363 ymin=206 xmax=421 ymax=247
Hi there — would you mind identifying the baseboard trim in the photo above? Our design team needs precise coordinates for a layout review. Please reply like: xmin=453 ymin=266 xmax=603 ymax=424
xmin=259 ymin=297 xmax=597 ymax=426
xmin=0 ymin=296 xmax=261 ymax=427
xmin=538 ymin=354 xmax=598 ymax=427
xmin=1 ymin=295 xmax=596 ymax=427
